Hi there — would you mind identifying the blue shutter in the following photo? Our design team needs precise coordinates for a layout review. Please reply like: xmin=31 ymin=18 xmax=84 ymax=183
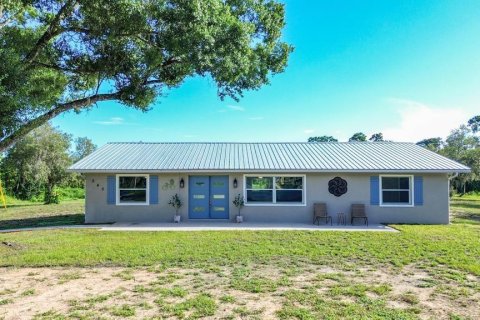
xmin=107 ymin=176 xmax=116 ymax=205
xmin=370 ymin=176 xmax=380 ymax=205
xmin=149 ymin=175 xmax=159 ymax=204
xmin=414 ymin=176 xmax=424 ymax=206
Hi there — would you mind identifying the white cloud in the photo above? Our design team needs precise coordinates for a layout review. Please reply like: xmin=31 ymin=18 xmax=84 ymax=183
xmin=304 ymin=129 xmax=315 ymax=134
xmin=93 ymin=117 xmax=125 ymax=125
xmin=183 ymin=134 xmax=198 ymax=138
xmin=248 ymin=116 xmax=264 ymax=121
xmin=227 ymin=105 xmax=245 ymax=112
xmin=381 ymin=98 xmax=469 ymax=142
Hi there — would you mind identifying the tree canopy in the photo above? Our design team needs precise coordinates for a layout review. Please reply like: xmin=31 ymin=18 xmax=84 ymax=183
xmin=416 ymin=137 xmax=444 ymax=152
xmin=0 ymin=0 xmax=292 ymax=151
xmin=308 ymin=136 xmax=338 ymax=143
xmin=349 ymin=132 xmax=367 ymax=142
xmin=467 ymin=115 xmax=480 ymax=133
xmin=0 ymin=123 xmax=72 ymax=202
xmin=416 ymin=117 xmax=480 ymax=194
xmin=369 ymin=133 xmax=384 ymax=142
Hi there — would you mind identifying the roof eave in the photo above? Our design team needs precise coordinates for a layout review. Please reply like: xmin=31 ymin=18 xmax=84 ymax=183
xmin=67 ymin=168 xmax=471 ymax=174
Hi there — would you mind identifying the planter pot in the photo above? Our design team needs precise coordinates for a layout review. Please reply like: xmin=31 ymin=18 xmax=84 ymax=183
xmin=174 ymin=215 xmax=181 ymax=223
xmin=236 ymin=215 xmax=243 ymax=223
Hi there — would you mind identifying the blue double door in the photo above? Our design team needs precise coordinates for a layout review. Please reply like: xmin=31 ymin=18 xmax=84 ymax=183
xmin=189 ymin=176 xmax=229 ymax=219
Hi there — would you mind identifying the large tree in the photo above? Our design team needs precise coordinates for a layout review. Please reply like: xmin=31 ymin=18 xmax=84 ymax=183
xmin=0 ymin=0 xmax=292 ymax=151
xmin=0 ymin=123 xmax=72 ymax=202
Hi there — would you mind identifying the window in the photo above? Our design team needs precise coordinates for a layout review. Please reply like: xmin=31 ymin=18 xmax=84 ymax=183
xmin=380 ymin=175 xmax=412 ymax=206
xmin=245 ymin=175 xmax=305 ymax=205
xmin=117 ymin=175 xmax=149 ymax=205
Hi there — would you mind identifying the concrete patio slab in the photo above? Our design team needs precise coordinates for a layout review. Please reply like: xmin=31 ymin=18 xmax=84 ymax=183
xmin=101 ymin=222 xmax=398 ymax=232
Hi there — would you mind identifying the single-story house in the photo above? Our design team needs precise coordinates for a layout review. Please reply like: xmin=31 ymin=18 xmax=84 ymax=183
xmin=69 ymin=142 xmax=470 ymax=225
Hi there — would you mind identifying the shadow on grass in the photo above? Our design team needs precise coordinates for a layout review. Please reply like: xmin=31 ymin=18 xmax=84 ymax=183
xmin=0 ymin=214 xmax=85 ymax=230
xmin=0 ymin=203 xmax=44 ymax=209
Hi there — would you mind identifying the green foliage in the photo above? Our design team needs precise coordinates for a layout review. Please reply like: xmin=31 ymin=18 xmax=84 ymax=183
xmin=467 ymin=115 xmax=480 ymax=133
xmin=0 ymin=123 xmax=71 ymax=201
xmin=232 ymin=194 xmax=245 ymax=216
xmin=308 ymin=135 xmax=338 ymax=142
xmin=416 ymin=118 xmax=480 ymax=194
xmin=72 ymin=137 xmax=97 ymax=162
xmin=369 ymin=132 xmax=384 ymax=142
xmin=55 ymin=187 xmax=85 ymax=201
xmin=68 ymin=137 xmax=97 ymax=188
xmin=43 ymin=188 xmax=60 ymax=205
xmin=0 ymin=121 xmax=92 ymax=203
xmin=0 ymin=0 xmax=292 ymax=150
xmin=349 ymin=132 xmax=367 ymax=142
xmin=416 ymin=137 xmax=444 ymax=152
xmin=168 ymin=193 xmax=182 ymax=214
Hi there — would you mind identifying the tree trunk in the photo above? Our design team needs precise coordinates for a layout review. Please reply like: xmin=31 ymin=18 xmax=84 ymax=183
xmin=0 ymin=93 xmax=119 ymax=152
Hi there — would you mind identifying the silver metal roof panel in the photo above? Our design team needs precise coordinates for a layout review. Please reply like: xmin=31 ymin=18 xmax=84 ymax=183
xmin=69 ymin=142 xmax=471 ymax=173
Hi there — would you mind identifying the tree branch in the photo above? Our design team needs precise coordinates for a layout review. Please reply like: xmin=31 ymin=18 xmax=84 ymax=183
xmin=24 ymin=0 xmax=77 ymax=65
xmin=0 ymin=93 xmax=119 ymax=152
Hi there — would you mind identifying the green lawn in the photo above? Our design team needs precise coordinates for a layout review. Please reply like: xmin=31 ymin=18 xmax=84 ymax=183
xmin=0 ymin=198 xmax=478 ymax=272
xmin=0 ymin=197 xmax=479 ymax=319
xmin=0 ymin=199 xmax=84 ymax=230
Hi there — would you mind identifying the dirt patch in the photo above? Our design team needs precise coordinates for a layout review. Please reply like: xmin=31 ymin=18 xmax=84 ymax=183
xmin=0 ymin=265 xmax=478 ymax=319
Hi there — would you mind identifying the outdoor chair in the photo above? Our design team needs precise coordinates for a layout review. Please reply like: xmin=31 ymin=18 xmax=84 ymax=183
xmin=313 ymin=202 xmax=332 ymax=225
xmin=351 ymin=204 xmax=368 ymax=226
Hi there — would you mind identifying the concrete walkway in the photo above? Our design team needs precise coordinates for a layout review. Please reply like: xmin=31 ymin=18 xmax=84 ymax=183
xmin=0 ymin=222 xmax=398 ymax=233
xmin=101 ymin=222 xmax=398 ymax=232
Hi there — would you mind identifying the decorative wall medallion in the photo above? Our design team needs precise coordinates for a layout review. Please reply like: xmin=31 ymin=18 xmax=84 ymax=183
xmin=328 ymin=177 xmax=348 ymax=197
xmin=162 ymin=179 xmax=176 ymax=190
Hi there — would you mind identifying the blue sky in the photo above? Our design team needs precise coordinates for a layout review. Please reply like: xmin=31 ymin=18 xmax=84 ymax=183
xmin=53 ymin=0 xmax=480 ymax=145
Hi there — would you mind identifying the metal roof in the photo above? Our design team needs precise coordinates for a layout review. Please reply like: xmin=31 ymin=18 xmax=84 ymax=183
xmin=69 ymin=142 xmax=471 ymax=173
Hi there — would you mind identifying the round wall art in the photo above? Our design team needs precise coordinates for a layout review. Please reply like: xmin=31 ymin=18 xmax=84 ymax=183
xmin=328 ymin=177 xmax=348 ymax=197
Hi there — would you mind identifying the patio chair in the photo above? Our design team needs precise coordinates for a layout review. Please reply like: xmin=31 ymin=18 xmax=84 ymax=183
xmin=351 ymin=204 xmax=368 ymax=226
xmin=313 ymin=202 xmax=332 ymax=225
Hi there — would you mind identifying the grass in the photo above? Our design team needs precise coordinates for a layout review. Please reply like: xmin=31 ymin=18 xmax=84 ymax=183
xmin=0 ymin=223 xmax=478 ymax=276
xmin=0 ymin=196 xmax=479 ymax=319
xmin=0 ymin=200 xmax=84 ymax=230
xmin=450 ymin=194 xmax=480 ymax=225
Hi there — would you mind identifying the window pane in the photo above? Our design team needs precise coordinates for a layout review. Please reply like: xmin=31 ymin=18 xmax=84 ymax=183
xmin=276 ymin=177 xmax=303 ymax=189
xmin=119 ymin=190 xmax=147 ymax=202
xmin=246 ymin=177 xmax=273 ymax=189
xmin=382 ymin=191 xmax=410 ymax=203
xmin=276 ymin=190 xmax=303 ymax=202
xmin=119 ymin=176 xmax=147 ymax=189
xmin=247 ymin=190 xmax=273 ymax=202
xmin=398 ymin=177 xmax=410 ymax=189
xmin=382 ymin=177 xmax=409 ymax=190
xmin=119 ymin=177 xmax=135 ymax=188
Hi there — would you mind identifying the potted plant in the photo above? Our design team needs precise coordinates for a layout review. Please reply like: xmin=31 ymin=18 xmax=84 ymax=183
xmin=232 ymin=194 xmax=245 ymax=223
xmin=168 ymin=194 xmax=182 ymax=223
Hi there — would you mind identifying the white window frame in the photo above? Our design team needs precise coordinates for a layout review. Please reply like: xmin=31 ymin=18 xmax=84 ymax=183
xmin=379 ymin=174 xmax=414 ymax=207
xmin=243 ymin=174 xmax=306 ymax=206
xmin=116 ymin=174 xmax=150 ymax=206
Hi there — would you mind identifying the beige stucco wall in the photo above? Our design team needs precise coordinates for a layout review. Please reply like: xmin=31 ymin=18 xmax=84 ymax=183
xmin=84 ymin=172 xmax=450 ymax=224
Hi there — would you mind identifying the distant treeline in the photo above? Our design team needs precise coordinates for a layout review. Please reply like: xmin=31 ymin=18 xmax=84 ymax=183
xmin=308 ymin=115 xmax=480 ymax=194
xmin=0 ymin=123 xmax=96 ymax=204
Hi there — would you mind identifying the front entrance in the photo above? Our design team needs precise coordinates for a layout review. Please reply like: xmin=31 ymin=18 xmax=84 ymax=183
xmin=188 ymin=176 xmax=229 ymax=219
